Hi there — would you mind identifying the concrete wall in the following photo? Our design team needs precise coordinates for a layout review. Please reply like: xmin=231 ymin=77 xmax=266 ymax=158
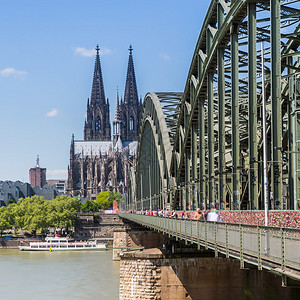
xmin=119 ymin=250 xmax=300 ymax=300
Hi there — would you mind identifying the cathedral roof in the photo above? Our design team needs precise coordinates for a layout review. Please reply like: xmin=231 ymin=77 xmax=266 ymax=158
xmin=73 ymin=140 xmax=138 ymax=157
xmin=74 ymin=141 xmax=113 ymax=156
xmin=124 ymin=45 xmax=138 ymax=104
xmin=123 ymin=141 xmax=138 ymax=156
xmin=90 ymin=45 xmax=106 ymax=105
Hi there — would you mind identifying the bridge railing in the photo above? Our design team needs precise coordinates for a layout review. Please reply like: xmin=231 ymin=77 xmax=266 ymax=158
xmin=120 ymin=213 xmax=300 ymax=278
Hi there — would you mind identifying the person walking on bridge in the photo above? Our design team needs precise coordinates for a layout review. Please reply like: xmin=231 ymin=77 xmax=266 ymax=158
xmin=206 ymin=205 xmax=220 ymax=222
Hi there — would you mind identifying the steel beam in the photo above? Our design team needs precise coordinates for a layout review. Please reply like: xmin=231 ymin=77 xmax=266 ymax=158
xmin=217 ymin=2 xmax=226 ymax=209
xmin=231 ymin=23 xmax=240 ymax=210
xmin=191 ymin=122 xmax=198 ymax=208
xmin=248 ymin=2 xmax=258 ymax=210
xmin=208 ymin=70 xmax=215 ymax=207
xmin=199 ymin=97 xmax=206 ymax=209
xmin=271 ymin=0 xmax=283 ymax=209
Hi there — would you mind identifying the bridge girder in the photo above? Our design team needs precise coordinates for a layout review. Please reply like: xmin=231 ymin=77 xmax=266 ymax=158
xmin=126 ymin=0 xmax=300 ymax=212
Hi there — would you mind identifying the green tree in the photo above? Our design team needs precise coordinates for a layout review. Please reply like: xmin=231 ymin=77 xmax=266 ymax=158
xmin=21 ymin=196 xmax=47 ymax=232
xmin=7 ymin=198 xmax=15 ymax=205
xmin=0 ymin=195 xmax=81 ymax=234
xmin=95 ymin=191 xmax=123 ymax=210
xmin=0 ymin=206 xmax=13 ymax=236
xmin=82 ymin=200 xmax=100 ymax=212
xmin=47 ymin=195 xmax=80 ymax=230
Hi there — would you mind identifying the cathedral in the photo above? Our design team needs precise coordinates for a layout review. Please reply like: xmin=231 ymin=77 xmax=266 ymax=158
xmin=67 ymin=45 xmax=142 ymax=199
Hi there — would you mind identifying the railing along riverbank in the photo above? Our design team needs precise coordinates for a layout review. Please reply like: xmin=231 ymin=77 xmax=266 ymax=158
xmin=119 ymin=213 xmax=300 ymax=282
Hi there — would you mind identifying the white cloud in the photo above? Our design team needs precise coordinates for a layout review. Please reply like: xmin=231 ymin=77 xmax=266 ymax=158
xmin=74 ymin=47 xmax=112 ymax=57
xmin=47 ymin=169 xmax=67 ymax=179
xmin=46 ymin=108 xmax=58 ymax=117
xmin=0 ymin=67 xmax=27 ymax=79
xmin=160 ymin=53 xmax=170 ymax=60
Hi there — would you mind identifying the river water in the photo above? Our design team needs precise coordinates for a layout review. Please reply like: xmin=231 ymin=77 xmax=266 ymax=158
xmin=0 ymin=249 xmax=120 ymax=300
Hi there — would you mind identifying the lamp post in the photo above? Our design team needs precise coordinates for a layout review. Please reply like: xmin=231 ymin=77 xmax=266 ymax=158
xmin=149 ymin=165 xmax=152 ymax=212
xmin=140 ymin=173 xmax=143 ymax=212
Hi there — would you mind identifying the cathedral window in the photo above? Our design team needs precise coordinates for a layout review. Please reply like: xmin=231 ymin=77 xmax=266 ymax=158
xmin=129 ymin=117 xmax=134 ymax=131
xmin=96 ymin=117 xmax=101 ymax=131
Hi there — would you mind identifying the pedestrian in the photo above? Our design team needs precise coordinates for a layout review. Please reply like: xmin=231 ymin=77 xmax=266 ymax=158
xmin=171 ymin=210 xmax=178 ymax=219
xmin=165 ymin=210 xmax=170 ymax=218
xmin=206 ymin=205 xmax=220 ymax=222
xmin=194 ymin=208 xmax=203 ymax=220
xmin=181 ymin=210 xmax=186 ymax=219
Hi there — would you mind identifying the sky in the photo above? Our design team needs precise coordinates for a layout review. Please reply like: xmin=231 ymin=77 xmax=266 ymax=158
xmin=0 ymin=0 xmax=209 ymax=182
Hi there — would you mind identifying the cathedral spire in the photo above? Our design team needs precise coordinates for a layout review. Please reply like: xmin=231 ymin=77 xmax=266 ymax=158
xmin=124 ymin=45 xmax=138 ymax=104
xmin=91 ymin=44 xmax=106 ymax=105
xmin=114 ymin=88 xmax=121 ymax=122
xmin=84 ymin=44 xmax=111 ymax=141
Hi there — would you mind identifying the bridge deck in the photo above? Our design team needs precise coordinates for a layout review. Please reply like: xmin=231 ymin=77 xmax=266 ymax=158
xmin=120 ymin=213 xmax=300 ymax=283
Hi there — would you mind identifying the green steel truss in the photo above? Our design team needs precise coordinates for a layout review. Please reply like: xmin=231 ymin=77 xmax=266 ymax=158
xmin=125 ymin=0 xmax=300 ymax=212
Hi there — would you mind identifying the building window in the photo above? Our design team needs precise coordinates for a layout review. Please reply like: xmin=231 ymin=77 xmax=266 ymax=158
xmin=129 ymin=117 xmax=134 ymax=131
xmin=96 ymin=117 xmax=101 ymax=131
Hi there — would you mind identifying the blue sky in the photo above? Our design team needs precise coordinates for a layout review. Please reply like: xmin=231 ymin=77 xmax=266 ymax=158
xmin=0 ymin=0 xmax=209 ymax=182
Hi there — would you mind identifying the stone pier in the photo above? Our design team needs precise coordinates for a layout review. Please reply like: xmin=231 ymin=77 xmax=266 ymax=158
xmin=119 ymin=249 xmax=300 ymax=300
xmin=113 ymin=227 xmax=167 ymax=261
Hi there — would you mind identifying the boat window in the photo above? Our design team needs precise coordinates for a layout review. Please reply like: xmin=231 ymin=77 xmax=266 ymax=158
xmin=85 ymin=245 xmax=92 ymax=247
xmin=76 ymin=245 xmax=83 ymax=247
xmin=32 ymin=246 xmax=38 ymax=248
xmin=68 ymin=245 xmax=75 ymax=248
xmin=60 ymin=240 xmax=67 ymax=243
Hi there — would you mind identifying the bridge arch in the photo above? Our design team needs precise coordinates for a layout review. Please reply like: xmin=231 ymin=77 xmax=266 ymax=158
xmin=130 ymin=92 xmax=181 ymax=210
xmin=126 ymin=0 xmax=300 ymax=212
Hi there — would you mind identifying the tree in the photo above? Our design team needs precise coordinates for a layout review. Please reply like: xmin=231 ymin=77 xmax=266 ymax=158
xmin=82 ymin=200 xmax=100 ymax=212
xmin=7 ymin=198 xmax=15 ymax=205
xmin=0 ymin=206 xmax=13 ymax=236
xmin=95 ymin=191 xmax=123 ymax=210
xmin=2 ymin=195 xmax=81 ymax=234
xmin=45 ymin=195 xmax=80 ymax=230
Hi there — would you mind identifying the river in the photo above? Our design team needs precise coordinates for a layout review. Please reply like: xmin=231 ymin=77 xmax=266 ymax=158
xmin=0 ymin=249 xmax=120 ymax=300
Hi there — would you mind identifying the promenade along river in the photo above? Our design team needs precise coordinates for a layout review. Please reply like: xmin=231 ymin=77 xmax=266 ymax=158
xmin=0 ymin=249 xmax=120 ymax=300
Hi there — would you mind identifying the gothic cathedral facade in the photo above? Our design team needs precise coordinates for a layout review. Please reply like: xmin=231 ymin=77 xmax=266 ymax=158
xmin=67 ymin=45 xmax=142 ymax=199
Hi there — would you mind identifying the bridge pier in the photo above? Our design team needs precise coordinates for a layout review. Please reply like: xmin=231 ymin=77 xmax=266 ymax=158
xmin=113 ymin=226 xmax=168 ymax=261
xmin=119 ymin=249 xmax=300 ymax=300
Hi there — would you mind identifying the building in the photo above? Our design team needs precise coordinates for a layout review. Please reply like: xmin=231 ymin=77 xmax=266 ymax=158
xmin=67 ymin=45 xmax=142 ymax=200
xmin=47 ymin=179 xmax=67 ymax=194
xmin=29 ymin=155 xmax=46 ymax=188
xmin=0 ymin=180 xmax=60 ymax=206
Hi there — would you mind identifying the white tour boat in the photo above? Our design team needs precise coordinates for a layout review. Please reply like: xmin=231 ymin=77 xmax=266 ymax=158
xmin=19 ymin=236 xmax=107 ymax=251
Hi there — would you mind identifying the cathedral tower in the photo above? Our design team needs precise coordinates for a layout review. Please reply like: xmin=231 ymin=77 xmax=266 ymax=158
xmin=84 ymin=45 xmax=111 ymax=141
xmin=120 ymin=45 xmax=142 ymax=142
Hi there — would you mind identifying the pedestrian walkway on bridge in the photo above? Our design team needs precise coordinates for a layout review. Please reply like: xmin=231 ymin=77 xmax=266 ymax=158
xmin=120 ymin=211 xmax=300 ymax=286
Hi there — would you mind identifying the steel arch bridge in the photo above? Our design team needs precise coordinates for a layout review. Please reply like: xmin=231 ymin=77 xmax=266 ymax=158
xmin=126 ymin=0 xmax=300 ymax=213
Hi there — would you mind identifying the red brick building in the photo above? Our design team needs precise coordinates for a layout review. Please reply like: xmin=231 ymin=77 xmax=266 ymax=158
xmin=29 ymin=155 xmax=46 ymax=188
